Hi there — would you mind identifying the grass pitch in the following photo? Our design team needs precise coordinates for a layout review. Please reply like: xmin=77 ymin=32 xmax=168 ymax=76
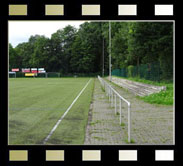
xmin=9 ymin=77 xmax=94 ymax=145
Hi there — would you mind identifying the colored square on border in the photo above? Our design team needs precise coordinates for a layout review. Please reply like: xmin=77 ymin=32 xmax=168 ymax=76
xmin=82 ymin=150 xmax=101 ymax=161
xmin=155 ymin=150 xmax=174 ymax=161
xmin=9 ymin=5 xmax=27 ymax=16
xmin=45 ymin=5 xmax=64 ymax=16
xmin=118 ymin=5 xmax=137 ymax=15
xmin=82 ymin=5 xmax=100 ymax=16
xmin=155 ymin=5 xmax=173 ymax=15
xmin=9 ymin=150 xmax=28 ymax=161
xmin=119 ymin=150 xmax=137 ymax=161
xmin=46 ymin=150 xmax=64 ymax=161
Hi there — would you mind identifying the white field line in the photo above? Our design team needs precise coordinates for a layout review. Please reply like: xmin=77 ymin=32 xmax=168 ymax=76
xmin=43 ymin=78 xmax=92 ymax=144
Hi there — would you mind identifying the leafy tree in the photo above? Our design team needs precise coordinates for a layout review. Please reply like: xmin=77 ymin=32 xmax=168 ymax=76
xmin=9 ymin=22 xmax=173 ymax=80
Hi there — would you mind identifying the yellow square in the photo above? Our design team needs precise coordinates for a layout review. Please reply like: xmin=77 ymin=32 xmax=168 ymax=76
xmin=82 ymin=5 xmax=100 ymax=15
xmin=45 ymin=5 xmax=64 ymax=15
xmin=46 ymin=150 xmax=64 ymax=161
xmin=9 ymin=150 xmax=28 ymax=161
xmin=9 ymin=5 xmax=27 ymax=16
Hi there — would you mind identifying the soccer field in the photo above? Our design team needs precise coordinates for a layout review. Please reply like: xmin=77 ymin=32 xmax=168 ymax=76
xmin=9 ymin=77 xmax=94 ymax=145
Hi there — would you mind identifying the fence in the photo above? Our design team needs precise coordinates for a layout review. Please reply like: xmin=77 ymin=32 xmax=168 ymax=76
xmin=112 ymin=62 xmax=169 ymax=82
xmin=9 ymin=72 xmax=100 ymax=78
xmin=98 ymin=76 xmax=131 ymax=143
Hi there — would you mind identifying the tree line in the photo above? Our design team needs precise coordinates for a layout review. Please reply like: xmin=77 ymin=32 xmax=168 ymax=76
xmin=9 ymin=22 xmax=173 ymax=79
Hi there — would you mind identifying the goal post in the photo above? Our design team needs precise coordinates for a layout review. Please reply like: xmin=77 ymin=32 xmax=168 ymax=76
xmin=8 ymin=71 xmax=61 ymax=78
xmin=46 ymin=72 xmax=60 ymax=78
xmin=33 ymin=72 xmax=60 ymax=78
xmin=37 ymin=72 xmax=47 ymax=78
xmin=9 ymin=72 xmax=16 ymax=78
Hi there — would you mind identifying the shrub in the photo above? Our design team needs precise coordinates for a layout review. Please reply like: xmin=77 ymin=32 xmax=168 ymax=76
xmin=127 ymin=65 xmax=134 ymax=77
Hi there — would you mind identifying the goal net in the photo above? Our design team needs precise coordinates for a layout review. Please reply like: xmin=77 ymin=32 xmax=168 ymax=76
xmin=9 ymin=72 xmax=16 ymax=78
xmin=37 ymin=73 xmax=47 ymax=78
xmin=46 ymin=72 xmax=60 ymax=78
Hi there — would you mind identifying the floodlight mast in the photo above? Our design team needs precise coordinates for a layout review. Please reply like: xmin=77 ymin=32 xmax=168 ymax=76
xmin=109 ymin=21 xmax=112 ymax=81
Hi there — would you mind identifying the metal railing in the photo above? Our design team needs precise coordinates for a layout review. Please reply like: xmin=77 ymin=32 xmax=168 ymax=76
xmin=98 ymin=76 xmax=131 ymax=143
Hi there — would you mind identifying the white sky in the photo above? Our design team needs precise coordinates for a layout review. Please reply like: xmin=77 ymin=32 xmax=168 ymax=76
xmin=9 ymin=21 xmax=86 ymax=47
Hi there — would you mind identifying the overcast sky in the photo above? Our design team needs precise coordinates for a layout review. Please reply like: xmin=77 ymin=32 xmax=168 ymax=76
xmin=9 ymin=21 xmax=86 ymax=47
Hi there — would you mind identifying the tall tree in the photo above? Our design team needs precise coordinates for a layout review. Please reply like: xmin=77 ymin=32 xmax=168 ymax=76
xmin=9 ymin=22 xmax=173 ymax=79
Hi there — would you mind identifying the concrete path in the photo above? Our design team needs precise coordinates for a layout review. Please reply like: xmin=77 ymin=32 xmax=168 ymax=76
xmin=84 ymin=79 xmax=128 ymax=145
xmin=84 ymin=78 xmax=173 ymax=145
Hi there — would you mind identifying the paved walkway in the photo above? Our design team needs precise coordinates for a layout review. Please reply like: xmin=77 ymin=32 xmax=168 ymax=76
xmin=84 ymin=79 xmax=128 ymax=145
xmin=84 ymin=78 xmax=173 ymax=145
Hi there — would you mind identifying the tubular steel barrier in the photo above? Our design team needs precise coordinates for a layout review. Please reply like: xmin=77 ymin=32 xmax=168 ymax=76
xmin=98 ymin=76 xmax=131 ymax=143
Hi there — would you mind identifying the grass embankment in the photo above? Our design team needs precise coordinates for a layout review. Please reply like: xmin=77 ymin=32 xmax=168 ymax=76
xmin=113 ymin=76 xmax=174 ymax=105
xmin=9 ymin=77 xmax=94 ymax=145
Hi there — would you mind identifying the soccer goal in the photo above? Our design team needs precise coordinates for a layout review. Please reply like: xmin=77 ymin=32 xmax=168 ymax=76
xmin=9 ymin=72 xmax=16 ymax=78
xmin=37 ymin=72 xmax=47 ymax=78
xmin=46 ymin=72 xmax=60 ymax=78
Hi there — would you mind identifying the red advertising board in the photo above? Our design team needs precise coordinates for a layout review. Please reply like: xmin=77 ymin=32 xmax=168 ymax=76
xmin=32 ymin=70 xmax=38 ymax=73
xmin=12 ymin=68 xmax=19 ymax=72
xmin=22 ymin=68 xmax=30 ymax=73
xmin=38 ymin=70 xmax=46 ymax=73
xmin=31 ymin=68 xmax=38 ymax=73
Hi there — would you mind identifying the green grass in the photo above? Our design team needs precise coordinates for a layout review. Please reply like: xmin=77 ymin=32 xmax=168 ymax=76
xmin=124 ymin=138 xmax=135 ymax=144
xmin=9 ymin=77 xmax=94 ymax=145
xmin=140 ymin=83 xmax=173 ymax=105
xmin=116 ymin=112 xmax=120 ymax=115
xmin=120 ymin=122 xmax=125 ymax=127
xmin=90 ymin=120 xmax=101 ymax=126
xmin=112 ymin=76 xmax=174 ymax=105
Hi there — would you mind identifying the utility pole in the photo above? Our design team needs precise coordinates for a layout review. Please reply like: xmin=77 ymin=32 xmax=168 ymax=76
xmin=109 ymin=21 xmax=112 ymax=81
xmin=102 ymin=38 xmax=104 ymax=77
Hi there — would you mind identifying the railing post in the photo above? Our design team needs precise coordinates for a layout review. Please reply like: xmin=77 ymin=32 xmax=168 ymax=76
xmin=104 ymin=82 xmax=108 ymax=96
xmin=107 ymin=84 xmax=108 ymax=96
xmin=111 ymin=91 xmax=113 ymax=107
xmin=109 ymin=87 xmax=110 ymax=101
xmin=110 ymin=88 xmax=112 ymax=103
xmin=113 ymin=92 xmax=114 ymax=107
xmin=128 ymin=103 xmax=131 ymax=143
xmin=115 ymin=94 xmax=117 ymax=114
xmin=98 ymin=76 xmax=131 ymax=144
xmin=120 ymin=99 xmax=122 ymax=125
